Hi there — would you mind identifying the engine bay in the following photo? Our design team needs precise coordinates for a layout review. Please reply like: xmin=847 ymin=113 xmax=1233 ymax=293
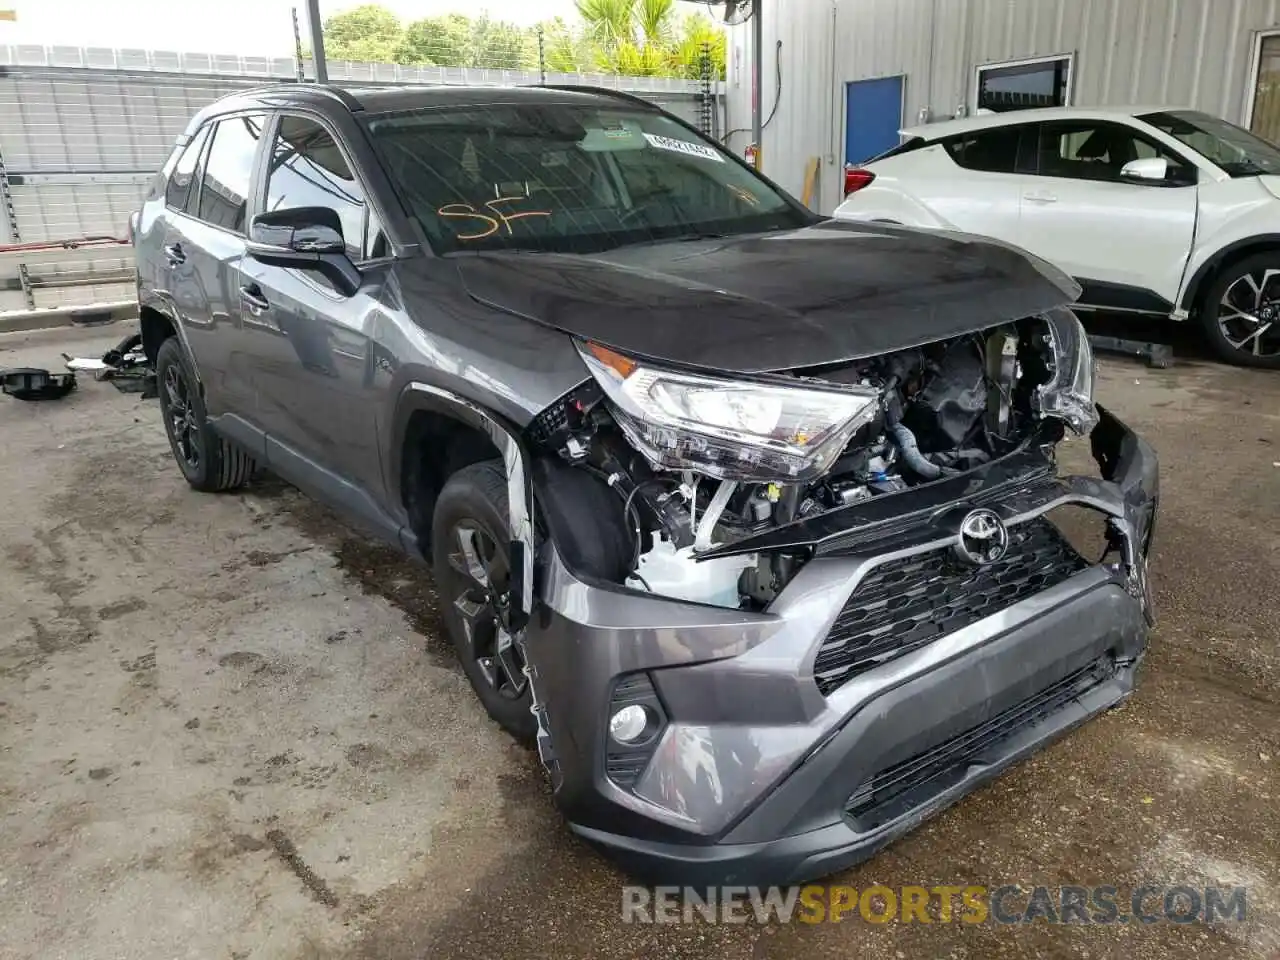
xmin=529 ymin=315 xmax=1072 ymax=610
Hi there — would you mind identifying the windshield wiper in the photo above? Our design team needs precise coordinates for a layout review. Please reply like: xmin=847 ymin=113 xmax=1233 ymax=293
xmin=1222 ymin=160 xmax=1270 ymax=176
xmin=672 ymin=231 xmax=732 ymax=241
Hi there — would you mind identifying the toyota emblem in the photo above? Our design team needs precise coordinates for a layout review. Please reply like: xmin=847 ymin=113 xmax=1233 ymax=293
xmin=954 ymin=509 xmax=1009 ymax=566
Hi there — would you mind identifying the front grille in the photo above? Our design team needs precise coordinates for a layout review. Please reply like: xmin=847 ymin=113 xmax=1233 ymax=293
xmin=605 ymin=754 xmax=651 ymax=788
xmin=814 ymin=518 xmax=1087 ymax=695
xmin=845 ymin=656 xmax=1115 ymax=831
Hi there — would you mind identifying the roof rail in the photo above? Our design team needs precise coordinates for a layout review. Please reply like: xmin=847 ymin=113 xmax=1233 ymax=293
xmin=225 ymin=81 xmax=364 ymax=111
xmin=312 ymin=83 xmax=365 ymax=111
xmin=538 ymin=84 xmax=662 ymax=110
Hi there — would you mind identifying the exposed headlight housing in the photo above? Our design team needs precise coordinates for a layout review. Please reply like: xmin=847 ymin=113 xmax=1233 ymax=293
xmin=1036 ymin=308 xmax=1099 ymax=436
xmin=577 ymin=341 xmax=880 ymax=482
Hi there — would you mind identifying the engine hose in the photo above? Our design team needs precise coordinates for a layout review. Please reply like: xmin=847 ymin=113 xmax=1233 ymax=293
xmin=889 ymin=422 xmax=943 ymax=480
xmin=621 ymin=477 xmax=676 ymax=570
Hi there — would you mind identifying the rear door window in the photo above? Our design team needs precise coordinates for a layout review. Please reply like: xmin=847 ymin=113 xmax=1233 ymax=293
xmin=165 ymin=125 xmax=211 ymax=213
xmin=196 ymin=114 xmax=267 ymax=233
xmin=943 ymin=126 xmax=1027 ymax=174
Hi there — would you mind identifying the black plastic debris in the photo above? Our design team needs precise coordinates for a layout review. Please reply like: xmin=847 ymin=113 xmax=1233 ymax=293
xmin=1 ymin=367 xmax=77 ymax=401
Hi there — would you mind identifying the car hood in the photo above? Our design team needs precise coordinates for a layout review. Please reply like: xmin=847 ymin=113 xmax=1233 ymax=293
xmin=454 ymin=219 xmax=1079 ymax=373
xmin=1257 ymin=174 xmax=1280 ymax=201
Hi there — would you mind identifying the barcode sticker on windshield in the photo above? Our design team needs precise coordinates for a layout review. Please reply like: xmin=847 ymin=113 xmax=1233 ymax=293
xmin=642 ymin=133 xmax=725 ymax=163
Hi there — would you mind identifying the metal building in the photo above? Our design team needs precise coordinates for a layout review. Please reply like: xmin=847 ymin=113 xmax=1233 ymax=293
xmin=726 ymin=0 xmax=1280 ymax=212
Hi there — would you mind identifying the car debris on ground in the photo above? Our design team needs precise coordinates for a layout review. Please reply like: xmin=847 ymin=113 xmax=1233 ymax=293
xmin=62 ymin=332 xmax=156 ymax=398
xmin=0 ymin=367 xmax=76 ymax=401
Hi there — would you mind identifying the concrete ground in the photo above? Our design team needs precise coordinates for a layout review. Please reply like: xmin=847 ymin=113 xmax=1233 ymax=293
xmin=1 ymin=324 xmax=1277 ymax=960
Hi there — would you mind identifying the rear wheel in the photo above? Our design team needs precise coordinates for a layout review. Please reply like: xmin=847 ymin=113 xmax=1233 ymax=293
xmin=432 ymin=460 xmax=536 ymax=741
xmin=156 ymin=337 xmax=257 ymax=491
xmin=1199 ymin=253 xmax=1280 ymax=368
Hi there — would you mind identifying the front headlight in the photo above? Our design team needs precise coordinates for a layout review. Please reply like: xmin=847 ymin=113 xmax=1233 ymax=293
xmin=1036 ymin=308 xmax=1099 ymax=435
xmin=577 ymin=341 xmax=880 ymax=481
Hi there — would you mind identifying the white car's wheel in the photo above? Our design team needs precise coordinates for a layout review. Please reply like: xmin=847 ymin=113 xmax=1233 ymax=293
xmin=1200 ymin=253 xmax=1280 ymax=369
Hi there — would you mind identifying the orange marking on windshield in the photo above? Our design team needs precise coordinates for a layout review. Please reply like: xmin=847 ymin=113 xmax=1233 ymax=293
xmin=438 ymin=203 xmax=501 ymax=240
xmin=438 ymin=196 xmax=553 ymax=241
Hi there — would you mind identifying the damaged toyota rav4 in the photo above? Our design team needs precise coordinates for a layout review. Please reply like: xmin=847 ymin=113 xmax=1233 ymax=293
xmin=135 ymin=84 xmax=1158 ymax=883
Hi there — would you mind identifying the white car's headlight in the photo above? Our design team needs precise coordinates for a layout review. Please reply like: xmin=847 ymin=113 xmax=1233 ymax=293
xmin=1036 ymin=308 xmax=1099 ymax=435
xmin=577 ymin=341 xmax=880 ymax=481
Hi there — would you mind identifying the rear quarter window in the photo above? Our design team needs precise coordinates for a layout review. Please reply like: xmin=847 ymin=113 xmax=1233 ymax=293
xmin=867 ymin=137 xmax=928 ymax=163
xmin=164 ymin=125 xmax=210 ymax=212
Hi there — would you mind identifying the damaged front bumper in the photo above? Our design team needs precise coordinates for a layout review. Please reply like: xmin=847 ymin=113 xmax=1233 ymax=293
xmin=524 ymin=405 xmax=1157 ymax=884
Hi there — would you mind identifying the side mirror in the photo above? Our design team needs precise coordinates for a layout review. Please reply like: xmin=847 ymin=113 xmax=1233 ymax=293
xmin=247 ymin=206 xmax=360 ymax=296
xmin=1120 ymin=157 xmax=1170 ymax=183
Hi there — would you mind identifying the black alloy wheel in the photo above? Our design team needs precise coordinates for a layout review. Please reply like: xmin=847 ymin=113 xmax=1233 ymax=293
xmin=431 ymin=459 xmax=537 ymax=740
xmin=163 ymin=362 xmax=202 ymax=472
xmin=154 ymin=336 xmax=257 ymax=492
xmin=442 ymin=519 xmax=528 ymax=701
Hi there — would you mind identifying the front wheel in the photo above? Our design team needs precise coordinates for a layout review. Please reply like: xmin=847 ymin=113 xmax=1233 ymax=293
xmin=432 ymin=460 xmax=536 ymax=741
xmin=1199 ymin=254 xmax=1280 ymax=368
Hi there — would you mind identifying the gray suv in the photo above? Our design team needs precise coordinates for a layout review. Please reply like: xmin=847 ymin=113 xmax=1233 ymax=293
xmin=134 ymin=83 xmax=1158 ymax=883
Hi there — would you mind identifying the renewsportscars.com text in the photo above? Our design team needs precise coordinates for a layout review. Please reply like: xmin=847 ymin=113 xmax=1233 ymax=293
xmin=622 ymin=884 xmax=1248 ymax=925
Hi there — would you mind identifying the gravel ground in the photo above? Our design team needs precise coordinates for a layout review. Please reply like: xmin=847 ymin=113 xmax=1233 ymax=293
xmin=0 ymin=324 xmax=1277 ymax=960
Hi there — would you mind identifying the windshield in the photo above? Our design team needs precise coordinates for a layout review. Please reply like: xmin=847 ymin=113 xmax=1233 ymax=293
xmin=1139 ymin=110 xmax=1280 ymax=177
xmin=364 ymin=101 xmax=810 ymax=254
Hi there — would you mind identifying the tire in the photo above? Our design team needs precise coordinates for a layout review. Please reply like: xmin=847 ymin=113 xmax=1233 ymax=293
xmin=432 ymin=459 xmax=537 ymax=741
xmin=1198 ymin=252 xmax=1280 ymax=368
xmin=155 ymin=337 xmax=257 ymax=492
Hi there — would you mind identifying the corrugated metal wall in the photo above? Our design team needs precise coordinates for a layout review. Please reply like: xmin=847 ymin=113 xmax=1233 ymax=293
xmin=729 ymin=0 xmax=1280 ymax=213
xmin=0 ymin=46 xmax=724 ymax=312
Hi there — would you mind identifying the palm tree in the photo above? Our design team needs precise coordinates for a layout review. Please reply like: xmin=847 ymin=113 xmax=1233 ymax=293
xmin=575 ymin=0 xmax=637 ymax=53
xmin=636 ymin=0 xmax=676 ymax=46
xmin=576 ymin=0 xmax=676 ymax=59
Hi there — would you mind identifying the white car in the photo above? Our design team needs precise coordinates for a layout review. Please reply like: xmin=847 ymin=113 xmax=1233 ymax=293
xmin=833 ymin=106 xmax=1280 ymax=367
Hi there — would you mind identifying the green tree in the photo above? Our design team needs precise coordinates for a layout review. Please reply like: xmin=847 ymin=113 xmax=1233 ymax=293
xmin=669 ymin=10 xmax=726 ymax=80
xmin=395 ymin=14 xmax=470 ymax=66
xmin=322 ymin=4 xmax=402 ymax=63
xmin=575 ymin=0 xmax=637 ymax=53
xmin=575 ymin=0 xmax=723 ymax=78
xmin=315 ymin=1 xmax=725 ymax=79
xmin=537 ymin=17 xmax=589 ymax=73
xmin=607 ymin=39 xmax=667 ymax=77
xmin=636 ymin=0 xmax=675 ymax=46
xmin=470 ymin=15 xmax=534 ymax=70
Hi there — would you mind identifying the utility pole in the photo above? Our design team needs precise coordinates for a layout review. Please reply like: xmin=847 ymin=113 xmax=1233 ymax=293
xmin=750 ymin=0 xmax=762 ymax=168
xmin=291 ymin=7 xmax=305 ymax=82
xmin=537 ymin=24 xmax=546 ymax=85
xmin=305 ymin=0 xmax=328 ymax=83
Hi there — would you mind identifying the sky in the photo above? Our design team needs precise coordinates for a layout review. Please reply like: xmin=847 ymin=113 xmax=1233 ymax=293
xmin=0 ymin=0 xmax=582 ymax=57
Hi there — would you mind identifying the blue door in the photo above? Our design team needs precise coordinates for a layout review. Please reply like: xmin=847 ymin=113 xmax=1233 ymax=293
xmin=845 ymin=76 xmax=904 ymax=165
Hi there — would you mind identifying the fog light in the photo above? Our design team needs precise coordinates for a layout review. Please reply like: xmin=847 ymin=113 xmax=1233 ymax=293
xmin=609 ymin=704 xmax=650 ymax=744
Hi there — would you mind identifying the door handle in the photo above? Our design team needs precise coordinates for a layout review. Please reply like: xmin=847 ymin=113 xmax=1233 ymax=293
xmin=1023 ymin=191 xmax=1059 ymax=204
xmin=163 ymin=243 xmax=186 ymax=266
xmin=239 ymin=284 xmax=270 ymax=315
